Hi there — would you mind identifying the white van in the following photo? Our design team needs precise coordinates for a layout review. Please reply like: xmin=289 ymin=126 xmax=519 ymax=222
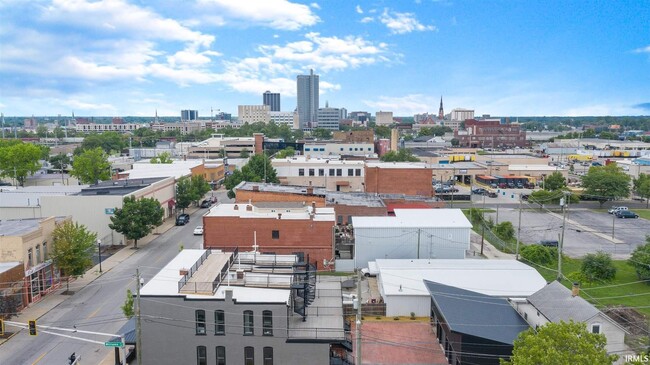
xmin=608 ymin=206 xmax=628 ymax=214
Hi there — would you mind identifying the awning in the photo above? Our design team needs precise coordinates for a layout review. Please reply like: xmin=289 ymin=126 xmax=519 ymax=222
xmin=108 ymin=318 xmax=136 ymax=345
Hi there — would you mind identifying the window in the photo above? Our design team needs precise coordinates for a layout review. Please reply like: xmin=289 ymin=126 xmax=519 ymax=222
xmin=27 ymin=249 xmax=33 ymax=267
xmin=354 ymin=148 xmax=358 ymax=151
xmin=305 ymin=148 xmax=310 ymax=151
xmin=42 ymin=242 xmax=48 ymax=260
xmin=349 ymin=147 xmax=353 ymax=151
xmin=298 ymin=168 xmax=304 ymax=176
xmin=368 ymin=148 xmax=372 ymax=151
xmin=309 ymin=169 xmax=315 ymax=176
xmin=243 ymin=310 xmax=254 ymax=335
xmin=263 ymin=347 xmax=273 ymax=365
xmin=337 ymin=215 xmax=343 ymax=225
xmin=524 ymin=313 xmax=528 ymax=320
xmin=336 ymin=169 xmax=342 ymax=176
xmin=329 ymin=168 xmax=335 ymax=176
xmin=196 ymin=310 xmax=206 ymax=335
xmin=197 ymin=346 xmax=207 ymax=365
xmin=215 ymin=310 xmax=225 ymax=335
xmin=355 ymin=169 xmax=361 ymax=176
xmin=340 ymin=147 xmax=344 ymax=151
xmin=592 ymin=324 xmax=601 ymax=334
xmin=216 ymin=346 xmax=226 ymax=365
xmin=272 ymin=230 xmax=280 ymax=239
xmin=318 ymin=169 xmax=324 ymax=176
xmin=263 ymin=310 xmax=273 ymax=336
xmin=320 ymin=148 xmax=325 ymax=151
xmin=35 ymin=245 xmax=41 ymax=264
xmin=244 ymin=346 xmax=254 ymax=365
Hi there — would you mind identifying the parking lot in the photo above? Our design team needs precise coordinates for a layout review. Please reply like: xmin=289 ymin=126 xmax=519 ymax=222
xmin=485 ymin=207 xmax=650 ymax=259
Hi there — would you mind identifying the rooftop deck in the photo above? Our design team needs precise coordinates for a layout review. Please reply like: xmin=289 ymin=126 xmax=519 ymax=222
xmin=180 ymin=252 xmax=231 ymax=295
xmin=288 ymin=276 xmax=345 ymax=341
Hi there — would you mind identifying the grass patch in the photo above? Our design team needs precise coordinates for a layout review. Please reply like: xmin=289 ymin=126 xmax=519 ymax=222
xmin=635 ymin=209 xmax=650 ymax=220
xmin=317 ymin=271 xmax=353 ymax=276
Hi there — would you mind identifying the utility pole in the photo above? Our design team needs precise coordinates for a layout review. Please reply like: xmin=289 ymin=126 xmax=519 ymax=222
xmin=355 ymin=270 xmax=362 ymax=365
xmin=611 ymin=212 xmax=615 ymax=239
xmin=136 ymin=268 xmax=142 ymax=365
xmin=516 ymin=195 xmax=523 ymax=260
xmin=417 ymin=228 xmax=421 ymax=259
xmin=558 ymin=192 xmax=569 ymax=281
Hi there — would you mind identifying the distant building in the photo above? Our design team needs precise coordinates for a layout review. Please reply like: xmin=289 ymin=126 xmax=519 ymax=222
xmin=269 ymin=111 xmax=298 ymax=128
xmin=150 ymin=120 xmax=234 ymax=135
xmin=188 ymin=133 xmax=265 ymax=158
xmin=262 ymin=91 xmax=281 ymax=112
xmin=375 ymin=111 xmax=394 ymax=126
xmin=238 ymin=105 xmax=271 ymax=124
xmin=454 ymin=119 xmax=527 ymax=148
xmin=349 ymin=111 xmax=370 ymax=125
xmin=450 ymin=108 xmax=475 ymax=122
xmin=303 ymin=141 xmax=375 ymax=157
xmin=75 ymin=122 xmax=143 ymax=133
xmin=181 ymin=109 xmax=198 ymax=121
xmin=297 ymin=69 xmax=319 ymax=130
xmin=438 ymin=96 xmax=445 ymax=119
xmin=332 ymin=130 xmax=374 ymax=143
xmin=316 ymin=104 xmax=343 ymax=131
xmin=365 ymin=162 xmax=433 ymax=197
xmin=272 ymin=156 xmax=366 ymax=192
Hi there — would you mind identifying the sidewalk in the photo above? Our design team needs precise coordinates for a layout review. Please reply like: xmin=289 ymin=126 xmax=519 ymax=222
xmin=0 ymin=205 xmax=201 ymax=345
xmin=468 ymin=231 xmax=516 ymax=260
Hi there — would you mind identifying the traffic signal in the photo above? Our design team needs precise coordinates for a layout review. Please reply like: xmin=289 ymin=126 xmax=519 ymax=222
xmin=28 ymin=320 xmax=37 ymax=336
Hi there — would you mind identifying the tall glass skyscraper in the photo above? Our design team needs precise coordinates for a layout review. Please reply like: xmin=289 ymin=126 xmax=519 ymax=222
xmin=263 ymin=91 xmax=281 ymax=112
xmin=296 ymin=69 xmax=319 ymax=130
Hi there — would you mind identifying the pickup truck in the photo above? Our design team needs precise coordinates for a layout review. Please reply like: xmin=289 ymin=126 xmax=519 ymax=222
xmin=361 ymin=261 xmax=378 ymax=277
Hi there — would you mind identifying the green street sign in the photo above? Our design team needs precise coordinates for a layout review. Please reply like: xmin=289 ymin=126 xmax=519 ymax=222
xmin=104 ymin=341 xmax=124 ymax=347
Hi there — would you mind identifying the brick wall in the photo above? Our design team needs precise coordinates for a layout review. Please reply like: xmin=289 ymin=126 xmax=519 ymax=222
xmin=333 ymin=204 xmax=387 ymax=225
xmin=235 ymin=189 xmax=327 ymax=207
xmin=365 ymin=167 xmax=434 ymax=197
xmin=203 ymin=216 xmax=334 ymax=265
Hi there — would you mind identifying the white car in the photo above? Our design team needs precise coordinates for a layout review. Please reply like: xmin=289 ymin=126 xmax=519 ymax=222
xmin=608 ymin=206 xmax=628 ymax=214
xmin=193 ymin=225 xmax=204 ymax=235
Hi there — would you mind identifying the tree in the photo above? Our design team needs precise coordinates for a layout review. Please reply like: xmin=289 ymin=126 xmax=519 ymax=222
xmin=581 ymin=164 xmax=631 ymax=207
xmin=628 ymin=237 xmax=650 ymax=281
xmin=275 ymin=147 xmax=296 ymax=159
xmin=380 ymin=149 xmax=420 ymax=162
xmin=520 ymin=245 xmax=555 ymax=266
xmin=0 ymin=141 xmax=43 ymax=186
xmin=150 ymin=152 xmax=172 ymax=164
xmin=311 ymin=128 xmax=332 ymax=140
xmin=49 ymin=153 xmax=71 ymax=171
xmin=494 ymin=221 xmax=515 ymax=241
xmin=109 ymin=196 xmax=164 ymax=249
xmin=36 ymin=124 xmax=48 ymax=138
xmin=51 ymin=221 xmax=97 ymax=293
xmin=223 ymin=154 xmax=279 ymax=198
xmin=374 ymin=125 xmax=391 ymax=139
xmin=544 ymin=171 xmax=566 ymax=191
xmin=502 ymin=320 xmax=618 ymax=365
xmin=121 ymin=289 xmax=134 ymax=319
xmin=240 ymin=148 xmax=250 ymax=158
xmin=450 ymin=138 xmax=460 ymax=147
xmin=70 ymin=147 xmax=111 ymax=184
xmin=190 ymin=175 xmax=211 ymax=204
xmin=633 ymin=173 xmax=650 ymax=208
xmin=175 ymin=177 xmax=194 ymax=212
xmin=77 ymin=131 xmax=126 ymax=154
xmin=581 ymin=251 xmax=617 ymax=283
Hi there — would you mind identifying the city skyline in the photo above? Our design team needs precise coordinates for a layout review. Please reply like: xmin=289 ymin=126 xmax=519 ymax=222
xmin=1 ymin=0 xmax=649 ymax=118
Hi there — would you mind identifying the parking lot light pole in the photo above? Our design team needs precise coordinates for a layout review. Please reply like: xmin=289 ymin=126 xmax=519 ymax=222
xmin=612 ymin=212 xmax=615 ymax=239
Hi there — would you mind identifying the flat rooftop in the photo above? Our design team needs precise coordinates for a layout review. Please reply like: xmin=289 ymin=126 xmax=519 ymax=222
xmin=352 ymin=209 xmax=471 ymax=229
xmin=0 ymin=217 xmax=67 ymax=237
xmin=125 ymin=160 xmax=203 ymax=179
xmin=377 ymin=259 xmax=547 ymax=297
xmin=0 ymin=261 xmax=22 ymax=274
xmin=508 ymin=165 xmax=568 ymax=171
xmin=0 ymin=185 xmax=85 ymax=207
xmin=288 ymin=276 xmax=345 ymax=341
xmin=430 ymin=162 xmax=482 ymax=170
xmin=77 ymin=177 xmax=168 ymax=196
xmin=205 ymin=203 xmax=335 ymax=221
xmin=366 ymin=162 xmax=429 ymax=169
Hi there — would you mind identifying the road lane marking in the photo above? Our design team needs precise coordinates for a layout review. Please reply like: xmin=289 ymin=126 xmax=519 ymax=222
xmin=31 ymin=352 xmax=46 ymax=365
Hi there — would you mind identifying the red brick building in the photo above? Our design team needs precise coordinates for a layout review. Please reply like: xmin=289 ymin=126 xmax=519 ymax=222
xmin=364 ymin=163 xmax=434 ymax=197
xmin=203 ymin=202 xmax=335 ymax=265
xmin=454 ymin=119 xmax=527 ymax=148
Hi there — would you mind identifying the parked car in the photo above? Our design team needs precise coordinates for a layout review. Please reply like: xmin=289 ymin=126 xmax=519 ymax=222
xmin=361 ymin=262 xmax=378 ymax=277
xmin=487 ymin=192 xmax=498 ymax=198
xmin=507 ymin=182 xmax=516 ymax=189
xmin=193 ymin=225 xmax=204 ymax=235
xmin=539 ymin=240 xmax=559 ymax=248
xmin=490 ymin=183 xmax=498 ymax=189
xmin=521 ymin=194 xmax=530 ymax=201
xmin=616 ymin=210 xmax=639 ymax=219
xmin=200 ymin=200 xmax=212 ymax=208
xmin=498 ymin=183 xmax=507 ymax=189
xmin=516 ymin=182 xmax=524 ymax=189
xmin=608 ymin=206 xmax=628 ymax=214
xmin=175 ymin=213 xmax=190 ymax=226
xmin=472 ymin=188 xmax=487 ymax=195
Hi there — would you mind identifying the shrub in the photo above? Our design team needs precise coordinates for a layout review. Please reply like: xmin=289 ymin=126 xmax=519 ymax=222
xmin=494 ymin=221 xmax=515 ymax=241
xmin=410 ymin=312 xmax=416 ymax=320
xmin=581 ymin=251 xmax=616 ymax=283
xmin=520 ymin=245 xmax=554 ymax=266
xmin=468 ymin=208 xmax=483 ymax=225
xmin=628 ymin=238 xmax=650 ymax=282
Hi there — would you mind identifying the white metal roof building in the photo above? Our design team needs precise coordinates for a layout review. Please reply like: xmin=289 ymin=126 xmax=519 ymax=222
xmin=375 ymin=259 xmax=547 ymax=316
xmin=350 ymin=209 xmax=471 ymax=269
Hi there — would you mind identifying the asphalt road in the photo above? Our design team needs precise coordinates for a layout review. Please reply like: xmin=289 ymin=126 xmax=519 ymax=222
xmin=0 ymin=190 xmax=231 ymax=365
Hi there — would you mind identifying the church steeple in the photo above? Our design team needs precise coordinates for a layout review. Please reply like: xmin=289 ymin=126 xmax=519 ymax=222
xmin=438 ymin=96 xmax=444 ymax=119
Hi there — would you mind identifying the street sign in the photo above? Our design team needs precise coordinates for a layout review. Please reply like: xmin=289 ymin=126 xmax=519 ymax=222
xmin=104 ymin=341 xmax=124 ymax=347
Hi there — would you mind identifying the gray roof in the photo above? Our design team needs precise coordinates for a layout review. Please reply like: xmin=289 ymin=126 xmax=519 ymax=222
xmin=254 ymin=201 xmax=306 ymax=209
xmin=109 ymin=318 xmax=136 ymax=345
xmin=424 ymin=280 xmax=529 ymax=345
xmin=527 ymin=281 xmax=599 ymax=323
xmin=77 ymin=177 xmax=167 ymax=196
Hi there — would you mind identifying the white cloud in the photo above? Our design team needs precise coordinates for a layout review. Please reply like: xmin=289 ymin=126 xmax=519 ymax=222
xmin=62 ymin=99 xmax=116 ymax=112
xmin=310 ymin=2 xmax=320 ymax=9
xmin=363 ymin=94 xmax=435 ymax=115
xmin=198 ymin=0 xmax=319 ymax=30
xmin=633 ymin=45 xmax=650 ymax=53
xmin=360 ymin=17 xmax=374 ymax=23
xmin=379 ymin=8 xmax=437 ymax=34
xmin=355 ymin=5 xmax=363 ymax=14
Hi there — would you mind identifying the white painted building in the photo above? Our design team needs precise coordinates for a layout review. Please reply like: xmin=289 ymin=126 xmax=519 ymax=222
xmin=272 ymin=156 xmax=366 ymax=192
xmin=238 ymin=105 xmax=271 ymax=124
xmin=450 ymin=108 xmax=475 ymax=121
xmin=348 ymin=209 xmax=471 ymax=270
xmin=269 ymin=111 xmax=299 ymax=129
xmin=375 ymin=259 xmax=547 ymax=316
xmin=375 ymin=111 xmax=394 ymax=126
xmin=303 ymin=142 xmax=375 ymax=157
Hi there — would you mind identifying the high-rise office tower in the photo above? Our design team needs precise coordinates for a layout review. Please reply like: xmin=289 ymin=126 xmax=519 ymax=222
xmin=263 ymin=91 xmax=281 ymax=112
xmin=296 ymin=69 xmax=319 ymax=130
xmin=181 ymin=109 xmax=198 ymax=121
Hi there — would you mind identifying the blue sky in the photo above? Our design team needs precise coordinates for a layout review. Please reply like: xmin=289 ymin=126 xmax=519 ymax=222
xmin=1 ymin=0 xmax=649 ymax=118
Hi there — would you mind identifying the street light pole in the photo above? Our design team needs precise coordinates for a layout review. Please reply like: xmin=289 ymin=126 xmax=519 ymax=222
xmin=97 ymin=239 xmax=102 ymax=274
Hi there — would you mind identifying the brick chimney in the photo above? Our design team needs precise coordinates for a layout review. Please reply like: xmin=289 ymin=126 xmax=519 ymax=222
xmin=225 ymin=288 xmax=234 ymax=302
xmin=571 ymin=282 xmax=580 ymax=297
xmin=306 ymin=186 xmax=314 ymax=195
xmin=252 ymin=185 xmax=259 ymax=192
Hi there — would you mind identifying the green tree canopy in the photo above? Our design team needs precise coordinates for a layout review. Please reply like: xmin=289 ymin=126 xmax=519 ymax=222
xmin=310 ymin=128 xmax=332 ymax=140
xmin=519 ymin=244 xmax=556 ymax=266
xmin=51 ymin=221 xmax=97 ymax=293
xmin=502 ymin=320 xmax=618 ymax=365
xmin=109 ymin=196 xmax=164 ymax=249
xmin=374 ymin=125 xmax=391 ymax=139
xmin=581 ymin=163 xmax=631 ymax=207
xmin=70 ymin=147 xmax=111 ymax=184
xmin=544 ymin=171 xmax=567 ymax=191
xmin=0 ymin=141 xmax=43 ymax=186
xmin=633 ymin=173 xmax=650 ymax=208
xmin=175 ymin=177 xmax=194 ymax=212
xmin=628 ymin=237 xmax=650 ymax=281
xmin=77 ymin=131 xmax=126 ymax=154
xmin=240 ymin=148 xmax=250 ymax=158
xmin=418 ymin=126 xmax=451 ymax=137
xmin=223 ymin=154 xmax=279 ymax=198
xmin=36 ymin=124 xmax=48 ymax=138
xmin=190 ymin=175 xmax=211 ymax=204
xmin=380 ymin=149 xmax=420 ymax=162
xmin=494 ymin=221 xmax=515 ymax=241
xmin=150 ymin=151 xmax=173 ymax=164
xmin=581 ymin=251 xmax=617 ymax=283
xmin=49 ymin=153 xmax=71 ymax=171
xmin=121 ymin=289 xmax=134 ymax=319
xmin=275 ymin=147 xmax=296 ymax=159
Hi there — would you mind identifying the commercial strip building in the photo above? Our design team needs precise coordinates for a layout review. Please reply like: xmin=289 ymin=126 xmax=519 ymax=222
xmin=0 ymin=261 xmax=25 ymax=318
xmin=202 ymin=203 xmax=335 ymax=266
xmin=302 ymin=141 xmax=375 ymax=157
xmin=454 ymin=119 xmax=527 ymax=148
xmin=364 ymin=162 xmax=434 ymax=197
xmin=188 ymin=133 xmax=264 ymax=159
xmin=272 ymin=157 xmax=366 ymax=192
xmin=139 ymin=249 xmax=349 ymax=364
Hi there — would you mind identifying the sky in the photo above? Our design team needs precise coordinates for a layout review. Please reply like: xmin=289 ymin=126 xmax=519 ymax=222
xmin=0 ymin=0 xmax=649 ymax=118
